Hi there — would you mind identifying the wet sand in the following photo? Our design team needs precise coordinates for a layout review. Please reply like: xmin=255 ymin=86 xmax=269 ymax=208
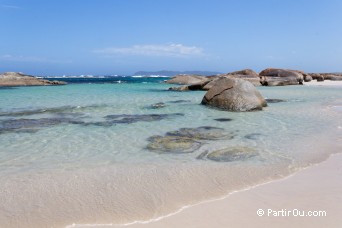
xmin=114 ymin=153 xmax=342 ymax=228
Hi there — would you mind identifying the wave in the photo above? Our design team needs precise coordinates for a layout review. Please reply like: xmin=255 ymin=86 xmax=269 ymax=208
xmin=43 ymin=76 xmax=170 ymax=84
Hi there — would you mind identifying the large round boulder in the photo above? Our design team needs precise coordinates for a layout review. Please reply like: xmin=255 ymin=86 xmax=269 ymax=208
xmin=303 ymin=74 xmax=313 ymax=82
xmin=201 ymin=78 xmax=267 ymax=111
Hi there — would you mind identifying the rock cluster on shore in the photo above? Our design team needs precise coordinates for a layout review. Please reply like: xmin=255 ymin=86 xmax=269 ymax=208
xmin=0 ymin=72 xmax=66 ymax=87
xmin=166 ymin=67 xmax=342 ymax=112
xmin=166 ymin=68 xmax=342 ymax=91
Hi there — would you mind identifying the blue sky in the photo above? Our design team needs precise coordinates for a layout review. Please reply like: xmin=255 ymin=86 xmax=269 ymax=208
xmin=1 ymin=0 xmax=341 ymax=75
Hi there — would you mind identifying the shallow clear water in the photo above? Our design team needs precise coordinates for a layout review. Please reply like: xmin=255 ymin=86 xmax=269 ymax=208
xmin=0 ymin=82 xmax=341 ymax=227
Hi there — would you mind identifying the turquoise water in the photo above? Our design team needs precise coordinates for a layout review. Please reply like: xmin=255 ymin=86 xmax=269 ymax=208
xmin=0 ymin=82 xmax=341 ymax=227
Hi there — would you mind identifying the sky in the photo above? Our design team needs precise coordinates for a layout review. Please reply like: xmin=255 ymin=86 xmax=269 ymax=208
xmin=0 ymin=0 xmax=342 ymax=76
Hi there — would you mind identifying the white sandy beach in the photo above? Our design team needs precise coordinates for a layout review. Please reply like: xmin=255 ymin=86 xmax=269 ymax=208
xmin=108 ymin=80 xmax=342 ymax=228
xmin=112 ymin=153 xmax=342 ymax=228
xmin=304 ymin=80 xmax=342 ymax=86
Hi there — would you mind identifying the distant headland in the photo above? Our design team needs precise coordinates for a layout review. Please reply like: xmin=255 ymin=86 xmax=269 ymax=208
xmin=134 ymin=70 xmax=222 ymax=76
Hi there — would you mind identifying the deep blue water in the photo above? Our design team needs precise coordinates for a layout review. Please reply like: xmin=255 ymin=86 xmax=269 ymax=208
xmin=44 ymin=76 xmax=171 ymax=84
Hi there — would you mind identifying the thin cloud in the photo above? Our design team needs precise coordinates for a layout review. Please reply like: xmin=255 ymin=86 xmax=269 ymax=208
xmin=94 ymin=43 xmax=204 ymax=57
xmin=1 ymin=5 xmax=21 ymax=9
xmin=0 ymin=54 xmax=71 ymax=63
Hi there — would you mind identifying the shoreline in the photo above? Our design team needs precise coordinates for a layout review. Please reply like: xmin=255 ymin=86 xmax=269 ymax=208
xmin=105 ymin=152 xmax=342 ymax=228
xmin=304 ymin=80 xmax=342 ymax=86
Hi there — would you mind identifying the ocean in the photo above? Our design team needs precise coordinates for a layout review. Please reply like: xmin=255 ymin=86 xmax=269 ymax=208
xmin=0 ymin=77 xmax=341 ymax=227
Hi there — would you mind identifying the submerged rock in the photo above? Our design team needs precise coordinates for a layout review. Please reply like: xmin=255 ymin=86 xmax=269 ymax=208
xmin=148 ymin=102 xmax=167 ymax=109
xmin=206 ymin=147 xmax=258 ymax=162
xmin=166 ymin=126 xmax=232 ymax=140
xmin=146 ymin=135 xmax=202 ymax=153
xmin=214 ymin=118 xmax=233 ymax=122
xmin=196 ymin=150 xmax=209 ymax=160
xmin=0 ymin=104 xmax=106 ymax=117
xmin=105 ymin=113 xmax=183 ymax=124
xmin=0 ymin=117 xmax=83 ymax=134
xmin=146 ymin=126 xmax=233 ymax=154
xmin=265 ymin=99 xmax=286 ymax=103
xmin=244 ymin=133 xmax=264 ymax=140
xmin=81 ymin=113 xmax=185 ymax=127
xmin=168 ymin=100 xmax=192 ymax=103
xmin=201 ymin=77 xmax=267 ymax=111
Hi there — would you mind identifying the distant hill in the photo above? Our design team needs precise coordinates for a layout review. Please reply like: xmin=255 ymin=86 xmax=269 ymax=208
xmin=134 ymin=70 xmax=222 ymax=76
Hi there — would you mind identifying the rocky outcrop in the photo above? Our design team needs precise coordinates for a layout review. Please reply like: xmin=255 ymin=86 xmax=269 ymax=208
xmin=165 ymin=74 xmax=209 ymax=85
xmin=309 ymin=73 xmax=324 ymax=81
xmin=320 ymin=73 xmax=342 ymax=81
xmin=229 ymin=69 xmax=259 ymax=77
xmin=201 ymin=78 xmax=267 ymax=111
xmin=259 ymin=68 xmax=304 ymax=85
xmin=307 ymin=73 xmax=342 ymax=81
xmin=260 ymin=76 xmax=299 ymax=86
xmin=259 ymin=68 xmax=303 ymax=79
xmin=167 ymin=68 xmax=341 ymax=90
xmin=167 ymin=69 xmax=262 ymax=91
xmin=0 ymin=72 xmax=66 ymax=87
